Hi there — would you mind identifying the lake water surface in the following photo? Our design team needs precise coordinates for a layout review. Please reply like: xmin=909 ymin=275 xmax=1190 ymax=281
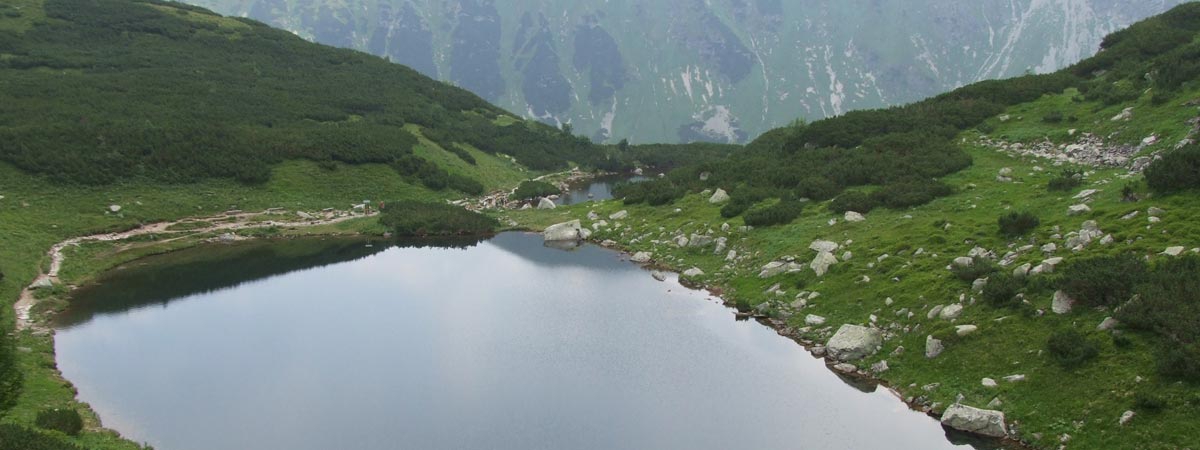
xmin=556 ymin=174 xmax=648 ymax=205
xmin=55 ymin=233 xmax=987 ymax=450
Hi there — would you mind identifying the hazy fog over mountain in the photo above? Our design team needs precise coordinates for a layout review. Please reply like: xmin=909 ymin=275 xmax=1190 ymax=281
xmin=189 ymin=0 xmax=1185 ymax=143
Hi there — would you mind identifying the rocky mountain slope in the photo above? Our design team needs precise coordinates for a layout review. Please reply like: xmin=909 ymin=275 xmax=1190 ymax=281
xmin=187 ymin=0 xmax=1186 ymax=143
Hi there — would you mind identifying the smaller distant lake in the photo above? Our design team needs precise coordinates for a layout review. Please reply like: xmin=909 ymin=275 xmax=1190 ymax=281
xmin=556 ymin=174 xmax=649 ymax=205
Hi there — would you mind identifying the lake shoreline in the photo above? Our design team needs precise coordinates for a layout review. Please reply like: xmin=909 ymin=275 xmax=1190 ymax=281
xmin=26 ymin=197 xmax=1018 ymax=449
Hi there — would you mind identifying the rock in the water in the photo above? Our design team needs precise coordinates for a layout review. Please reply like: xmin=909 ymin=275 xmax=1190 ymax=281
xmin=1068 ymin=204 xmax=1091 ymax=216
xmin=543 ymin=220 xmax=583 ymax=241
xmin=631 ymin=252 xmax=653 ymax=263
xmin=939 ymin=304 xmax=964 ymax=320
xmin=844 ymin=211 xmax=866 ymax=222
xmin=941 ymin=404 xmax=1008 ymax=438
xmin=833 ymin=363 xmax=858 ymax=373
xmin=682 ymin=267 xmax=705 ymax=278
xmin=708 ymin=189 xmax=730 ymax=204
xmin=805 ymin=315 xmax=827 ymax=326
xmin=809 ymin=240 xmax=840 ymax=253
xmin=651 ymin=271 xmax=666 ymax=282
xmin=810 ymin=251 xmax=839 ymax=277
xmin=609 ymin=210 xmax=628 ymax=220
xmin=925 ymin=335 xmax=944 ymax=359
xmin=825 ymin=325 xmax=883 ymax=361
xmin=1052 ymin=290 xmax=1074 ymax=314
xmin=537 ymin=198 xmax=557 ymax=209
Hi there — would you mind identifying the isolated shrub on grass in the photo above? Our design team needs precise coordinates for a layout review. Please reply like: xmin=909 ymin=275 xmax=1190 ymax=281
xmin=1046 ymin=330 xmax=1100 ymax=369
xmin=1042 ymin=111 xmax=1065 ymax=123
xmin=34 ymin=408 xmax=83 ymax=436
xmin=613 ymin=179 xmax=683 ymax=206
xmin=1134 ymin=391 xmax=1169 ymax=412
xmin=982 ymin=273 xmax=1025 ymax=308
xmin=1145 ymin=144 xmax=1200 ymax=193
xmin=744 ymin=199 xmax=804 ymax=227
xmin=1047 ymin=168 xmax=1083 ymax=191
xmin=828 ymin=191 xmax=878 ymax=214
xmin=1157 ymin=345 xmax=1200 ymax=383
xmin=998 ymin=211 xmax=1040 ymax=237
xmin=509 ymin=180 xmax=559 ymax=200
xmin=951 ymin=257 xmax=998 ymax=283
xmin=1060 ymin=253 xmax=1148 ymax=307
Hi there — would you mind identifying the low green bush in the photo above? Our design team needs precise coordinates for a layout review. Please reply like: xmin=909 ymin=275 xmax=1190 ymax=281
xmin=34 ymin=408 xmax=83 ymax=436
xmin=998 ymin=211 xmax=1040 ymax=237
xmin=379 ymin=201 xmax=498 ymax=237
xmin=744 ymin=199 xmax=804 ymax=227
xmin=1119 ymin=256 xmax=1200 ymax=382
xmin=869 ymin=180 xmax=953 ymax=209
xmin=982 ymin=273 xmax=1025 ymax=308
xmin=828 ymin=191 xmax=879 ymax=214
xmin=1134 ymin=391 xmax=1169 ymax=412
xmin=509 ymin=180 xmax=560 ymax=200
xmin=613 ymin=179 xmax=684 ymax=206
xmin=1060 ymin=254 xmax=1148 ymax=307
xmin=1048 ymin=168 xmax=1083 ymax=191
xmin=1145 ymin=144 xmax=1200 ymax=193
xmin=0 ymin=424 xmax=85 ymax=450
xmin=1046 ymin=330 xmax=1100 ymax=369
xmin=950 ymin=257 xmax=998 ymax=283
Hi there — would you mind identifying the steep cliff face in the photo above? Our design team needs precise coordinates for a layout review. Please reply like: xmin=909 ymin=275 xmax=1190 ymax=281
xmin=189 ymin=0 xmax=1186 ymax=144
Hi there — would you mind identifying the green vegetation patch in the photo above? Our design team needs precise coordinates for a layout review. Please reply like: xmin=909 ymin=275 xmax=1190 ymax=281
xmin=379 ymin=201 xmax=498 ymax=237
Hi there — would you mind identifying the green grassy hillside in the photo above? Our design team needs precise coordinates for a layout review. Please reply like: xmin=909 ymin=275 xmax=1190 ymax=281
xmin=510 ymin=4 xmax=1200 ymax=448
xmin=0 ymin=0 xmax=615 ymax=446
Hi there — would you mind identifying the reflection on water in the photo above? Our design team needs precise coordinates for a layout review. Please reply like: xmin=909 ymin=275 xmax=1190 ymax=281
xmin=56 ymin=233 xmax=991 ymax=450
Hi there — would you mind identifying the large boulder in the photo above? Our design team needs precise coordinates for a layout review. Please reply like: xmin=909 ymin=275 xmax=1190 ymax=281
xmin=1052 ymin=290 xmax=1074 ymax=314
xmin=631 ymin=252 xmax=653 ymax=263
xmin=709 ymin=189 xmax=730 ymax=204
xmin=844 ymin=211 xmax=866 ymax=222
xmin=543 ymin=220 xmax=583 ymax=241
xmin=688 ymin=234 xmax=714 ymax=248
xmin=810 ymin=251 xmax=839 ymax=276
xmin=825 ymin=325 xmax=883 ymax=361
xmin=810 ymin=240 xmax=840 ymax=253
xmin=682 ymin=267 xmax=705 ymax=278
xmin=941 ymin=405 xmax=1008 ymax=437
xmin=925 ymin=335 xmax=944 ymax=359
xmin=759 ymin=261 xmax=788 ymax=278
xmin=537 ymin=198 xmax=557 ymax=209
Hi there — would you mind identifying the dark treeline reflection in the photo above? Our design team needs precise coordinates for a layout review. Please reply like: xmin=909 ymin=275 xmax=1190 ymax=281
xmin=56 ymin=236 xmax=488 ymax=328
